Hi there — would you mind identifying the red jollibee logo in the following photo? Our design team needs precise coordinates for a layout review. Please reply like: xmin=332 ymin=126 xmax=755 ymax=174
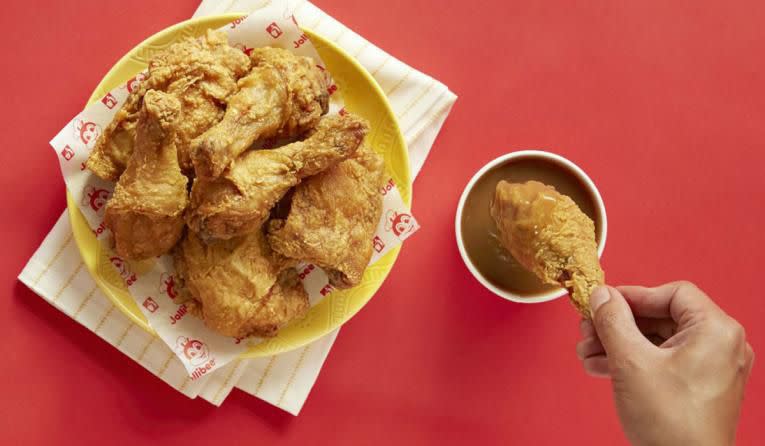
xmin=73 ymin=119 xmax=102 ymax=148
xmin=169 ymin=304 xmax=187 ymax=325
xmin=229 ymin=15 xmax=248 ymax=29
xmin=176 ymin=336 xmax=210 ymax=366
xmin=82 ymin=186 xmax=110 ymax=212
xmin=159 ymin=273 xmax=178 ymax=299
xmin=319 ymin=283 xmax=334 ymax=297
xmin=142 ymin=297 xmax=159 ymax=313
xmin=380 ymin=178 xmax=395 ymax=195
xmin=293 ymin=33 xmax=309 ymax=49
xmin=101 ymin=93 xmax=118 ymax=109
xmin=109 ymin=256 xmax=137 ymax=286
xmin=110 ymin=256 xmax=128 ymax=276
xmin=373 ymin=236 xmax=385 ymax=253
xmin=61 ymin=145 xmax=75 ymax=161
xmin=298 ymin=264 xmax=315 ymax=280
xmin=266 ymin=22 xmax=283 ymax=38
xmin=385 ymin=211 xmax=415 ymax=238
xmin=126 ymin=72 xmax=146 ymax=93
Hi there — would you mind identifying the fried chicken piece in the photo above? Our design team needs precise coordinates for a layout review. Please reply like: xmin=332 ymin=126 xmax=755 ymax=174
xmin=192 ymin=47 xmax=329 ymax=179
xmin=187 ymin=114 xmax=369 ymax=240
xmin=267 ymin=145 xmax=385 ymax=288
xmin=86 ymin=29 xmax=251 ymax=180
xmin=490 ymin=180 xmax=604 ymax=316
xmin=174 ymin=230 xmax=309 ymax=338
xmin=104 ymin=90 xmax=188 ymax=260
xmin=152 ymin=31 xmax=251 ymax=172
xmin=249 ymin=47 xmax=331 ymax=139
xmin=85 ymin=84 xmax=146 ymax=181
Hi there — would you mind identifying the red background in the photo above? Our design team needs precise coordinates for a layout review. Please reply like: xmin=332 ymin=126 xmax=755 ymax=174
xmin=1 ymin=1 xmax=763 ymax=444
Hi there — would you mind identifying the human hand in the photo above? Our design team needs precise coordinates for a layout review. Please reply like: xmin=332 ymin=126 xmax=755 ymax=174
xmin=576 ymin=282 xmax=754 ymax=446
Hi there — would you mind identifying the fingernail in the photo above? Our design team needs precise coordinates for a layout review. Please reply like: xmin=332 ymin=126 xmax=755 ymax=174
xmin=590 ymin=286 xmax=611 ymax=313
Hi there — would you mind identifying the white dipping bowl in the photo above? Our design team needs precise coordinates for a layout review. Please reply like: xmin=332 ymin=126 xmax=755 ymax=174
xmin=455 ymin=150 xmax=607 ymax=304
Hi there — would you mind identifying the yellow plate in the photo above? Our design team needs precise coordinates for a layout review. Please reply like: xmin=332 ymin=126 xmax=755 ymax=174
xmin=66 ymin=14 xmax=411 ymax=358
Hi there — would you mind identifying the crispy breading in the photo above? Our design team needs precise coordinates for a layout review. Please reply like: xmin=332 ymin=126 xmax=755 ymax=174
xmin=186 ymin=114 xmax=368 ymax=241
xmin=86 ymin=29 xmax=251 ymax=180
xmin=268 ymin=145 xmax=385 ymax=288
xmin=104 ymin=90 xmax=187 ymax=260
xmin=191 ymin=47 xmax=329 ymax=179
xmin=174 ymin=230 xmax=309 ymax=338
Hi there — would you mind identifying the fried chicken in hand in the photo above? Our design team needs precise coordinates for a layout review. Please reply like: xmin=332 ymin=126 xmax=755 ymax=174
xmin=104 ymin=90 xmax=188 ymax=260
xmin=174 ymin=230 xmax=309 ymax=338
xmin=490 ymin=180 xmax=604 ymax=316
xmin=187 ymin=114 xmax=369 ymax=241
xmin=268 ymin=145 xmax=385 ymax=288
xmin=86 ymin=30 xmax=251 ymax=180
xmin=192 ymin=47 xmax=329 ymax=179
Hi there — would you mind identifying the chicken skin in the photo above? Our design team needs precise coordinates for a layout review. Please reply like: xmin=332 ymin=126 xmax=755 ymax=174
xmin=86 ymin=30 xmax=251 ymax=180
xmin=174 ymin=230 xmax=309 ymax=338
xmin=268 ymin=145 xmax=385 ymax=288
xmin=86 ymin=83 xmax=145 ymax=182
xmin=186 ymin=114 xmax=369 ymax=241
xmin=490 ymin=180 xmax=604 ymax=316
xmin=104 ymin=90 xmax=188 ymax=260
xmin=192 ymin=47 xmax=329 ymax=179
xmin=249 ymin=47 xmax=331 ymax=140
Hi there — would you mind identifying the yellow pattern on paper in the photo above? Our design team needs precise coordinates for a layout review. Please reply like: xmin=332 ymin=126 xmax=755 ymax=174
xmin=93 ymin=305 xmax=116 ymax=333
xmin=72 ymin=284 xmax=99 ymax=319
xmin=211 ymin=360 xmax=244 ymax=404
xmin=52 ymin=261 xmax=84 ymax=302
xmin=278 ymin=345 xmax=311 ymax=406
xmin=31 ymin=232 xmax=73 ymax=286
xmin=253 ymin=356 xmax=278 ymax=395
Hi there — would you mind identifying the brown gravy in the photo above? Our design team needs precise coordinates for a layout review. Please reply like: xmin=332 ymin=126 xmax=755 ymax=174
xmin=460 ymin=156 xmax=601 ymax=297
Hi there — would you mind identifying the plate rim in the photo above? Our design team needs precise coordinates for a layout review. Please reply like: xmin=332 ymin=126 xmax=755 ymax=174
xmin=66 ymin=14 xmax=412 ymax=357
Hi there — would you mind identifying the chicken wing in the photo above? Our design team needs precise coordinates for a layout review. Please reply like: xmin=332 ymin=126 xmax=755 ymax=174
xmin=186 ymin=114 xmax=369 ymax=241
xmin=104 ymin=90 xmax=188 ymax=260
xmin=267 ymin=145 xmax=385 ymax=288
xmin=192 ymin=47 xmax=329 ymax=179
xmin=174 ymin=230 xmax=309 ymax=338
xmin=86 ymin=29 xmax=251 ymax=180
xmin=490 ymin=180 xmax=604 ymax=316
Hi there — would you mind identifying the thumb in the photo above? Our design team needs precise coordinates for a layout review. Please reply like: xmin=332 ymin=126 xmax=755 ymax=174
xmin=590 ymin=286 xmax=652 ymax=360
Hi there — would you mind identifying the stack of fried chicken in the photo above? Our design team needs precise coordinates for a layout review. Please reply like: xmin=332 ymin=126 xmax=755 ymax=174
xmin=88 ymin=30 xmax=386 ymax=338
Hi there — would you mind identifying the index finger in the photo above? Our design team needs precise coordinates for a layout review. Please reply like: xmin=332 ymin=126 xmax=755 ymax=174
xmin=616 ymin=281 xmax=720 ymax=321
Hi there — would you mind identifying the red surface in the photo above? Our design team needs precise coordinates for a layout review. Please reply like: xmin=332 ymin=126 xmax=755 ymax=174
xmin=1 ymin=1 xmax=763 ymax=444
